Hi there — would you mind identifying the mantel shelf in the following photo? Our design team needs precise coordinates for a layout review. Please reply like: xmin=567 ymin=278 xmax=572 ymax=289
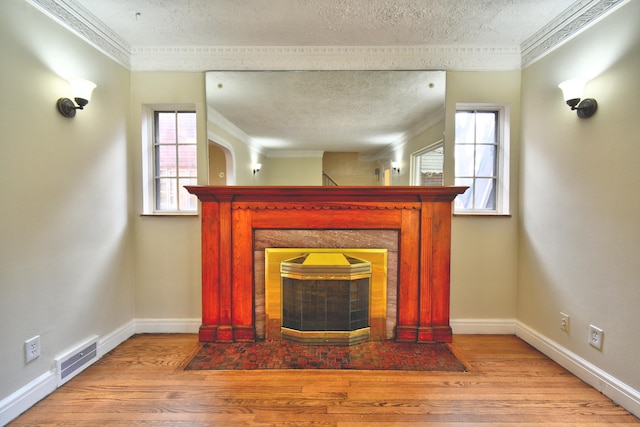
xmin=185 ymin=185 xmax=467 ymax=203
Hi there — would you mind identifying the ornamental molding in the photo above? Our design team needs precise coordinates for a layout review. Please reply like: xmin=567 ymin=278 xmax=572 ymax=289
xmin=521 ymin=0 xmax=629 ymax=67
xmin=129 ymin=45 xmax=521 ymax=72
xmin=25 ymin=0 xmax=131 ymax=68
xmin=232 ymin=203 xmax=420 ymax=211
xmin=29 ymin=0 xmax=627 ymax=71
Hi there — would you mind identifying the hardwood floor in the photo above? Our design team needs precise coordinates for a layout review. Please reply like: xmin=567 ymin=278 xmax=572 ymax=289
xmin=10 ymin=334 xmax=639 ymax=426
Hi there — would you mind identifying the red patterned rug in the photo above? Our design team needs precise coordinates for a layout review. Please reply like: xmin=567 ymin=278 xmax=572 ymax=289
xmin=185 ymin=340 xmax=467 ymax=371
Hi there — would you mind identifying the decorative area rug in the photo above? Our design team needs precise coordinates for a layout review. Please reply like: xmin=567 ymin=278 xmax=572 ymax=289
xmin=185 ymin=340 xmax=467 ymax=371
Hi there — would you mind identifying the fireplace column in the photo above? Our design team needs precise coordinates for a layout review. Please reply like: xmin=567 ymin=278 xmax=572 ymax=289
xmin=198 ymin=193 xmax=255 ymax=342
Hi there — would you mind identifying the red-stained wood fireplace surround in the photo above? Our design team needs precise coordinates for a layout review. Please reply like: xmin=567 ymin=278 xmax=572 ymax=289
xmin=186 ymin=186 xmax=466 ymax=344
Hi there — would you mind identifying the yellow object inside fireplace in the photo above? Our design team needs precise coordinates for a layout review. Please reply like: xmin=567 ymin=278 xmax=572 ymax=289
xmin=264 ymin=248 xmax=388 ymax=341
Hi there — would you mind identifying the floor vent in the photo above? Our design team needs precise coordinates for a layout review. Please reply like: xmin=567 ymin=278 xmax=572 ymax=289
xmin=55 ymin=335 xmax=99 ymax=386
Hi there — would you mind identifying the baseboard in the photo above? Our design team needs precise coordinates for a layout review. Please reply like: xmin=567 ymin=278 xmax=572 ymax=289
xmin=134 ymin=318 xmax=201 ymax=334
xmin=0 ymin=370 xmax=56 ymax=426
xmin=450 ymin=318 xmax=516 ymax=335
xmin=516 ymin=321 xmax=640 ymax=418
xmin=99 ymin=320 xmax=135 ymax=358
xmin=0 ymin=321 xmax=135 ymax=426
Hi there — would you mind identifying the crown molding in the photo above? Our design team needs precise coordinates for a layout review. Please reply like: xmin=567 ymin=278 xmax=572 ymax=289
xmin=207 ymin=106 xmax=265 ymax=155
xmin=521 ymin=0 xmax=629 ymax=67
xmin=31 ymin=0 xmax=625 ymax=72
xmin=129 ymin=45 xmax=521 ymax=72
xmin=369 ymin=104 xmax=446 ymax=162
xmin=25 ymin=0 xmax=131 ymax=68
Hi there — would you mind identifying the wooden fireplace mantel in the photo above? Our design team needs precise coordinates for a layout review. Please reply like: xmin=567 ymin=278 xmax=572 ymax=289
xmin=186 ymin=186 xmax=467 ymax=343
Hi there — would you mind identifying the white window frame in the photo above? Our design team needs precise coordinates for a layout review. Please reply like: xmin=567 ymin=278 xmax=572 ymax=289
xmin=454 ymin=103 xmax=510 ymax=215
xmin=142 ymin=104 xmax=198 ymax=215
xmin=410 ymin=140 xmax=444 ymax=186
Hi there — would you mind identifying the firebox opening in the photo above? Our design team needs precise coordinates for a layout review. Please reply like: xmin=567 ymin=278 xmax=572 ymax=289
xmin=280 ymin=253 xmax=371 ymax=345
xmin=263 ymin=247 xmax=389 ymax=343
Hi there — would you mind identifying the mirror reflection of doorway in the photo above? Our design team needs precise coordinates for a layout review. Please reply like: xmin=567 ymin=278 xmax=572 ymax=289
xmin=208 ymin=141 xmax=228 ymax=185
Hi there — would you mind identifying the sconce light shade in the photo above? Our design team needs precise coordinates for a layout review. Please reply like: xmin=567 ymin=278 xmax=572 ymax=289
xmin=57 ymin=78 xmax=96 ymax=118
xmin=558 ymin=79 xmax=597 ymax=119
xmin=391 ymin=161 xmax=400 ymax=174
xmin=253 ymin=163 xmax=262 ymax=174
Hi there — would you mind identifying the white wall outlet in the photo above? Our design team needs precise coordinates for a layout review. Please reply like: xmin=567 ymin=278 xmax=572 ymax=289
xmin=25 ymin=335 xmax=41 ymax=363
xmin=589 ymin=325 xmax=604 ymax=350
xmin=560 ymin=312 xmax=570 ymax=332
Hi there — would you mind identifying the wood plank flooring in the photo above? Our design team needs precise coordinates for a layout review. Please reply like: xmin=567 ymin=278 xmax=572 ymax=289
xmin=10 ymin=334 xmax=639 ymax=426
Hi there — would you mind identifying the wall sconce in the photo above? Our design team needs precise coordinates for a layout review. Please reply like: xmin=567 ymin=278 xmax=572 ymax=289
xmin=57 ymin=78 xmax=97 ymax=118
xmin=253 ymin=163 xmax=262 ymax=174
xmin=558 ymin=79 xmax=597 ymax=119
xmin=391 ymin=161 xmax=400 ymax=174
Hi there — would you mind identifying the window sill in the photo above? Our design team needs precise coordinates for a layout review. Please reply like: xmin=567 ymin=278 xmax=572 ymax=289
xmin=453 ymin=212 xmax=512 ymax=218
xmin=140 ymin=212 xmax=199 ymax=217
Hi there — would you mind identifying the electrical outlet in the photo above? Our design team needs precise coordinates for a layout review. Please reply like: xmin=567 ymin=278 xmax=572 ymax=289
xmin=589 ymin=325 xmax=603 ymax=350
xmin=560 ymin=312 xmax=570 ymax=332
xmin=25 ymin=335 xmax=41 ymax=363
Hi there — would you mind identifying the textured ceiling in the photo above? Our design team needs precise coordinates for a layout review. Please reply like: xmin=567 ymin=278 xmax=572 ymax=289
xmin=75 ymin=0 xmax=574 ymax=47
xmin=206 ymin=70 xmax=445 ymax=154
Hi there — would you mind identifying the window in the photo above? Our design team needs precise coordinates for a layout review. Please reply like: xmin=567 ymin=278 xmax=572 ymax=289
xmin=142 ymin=107 xmax=198 ymax=214
xmin=454 ymin=104 xmax=509 ymax=214
xmin=411 ymin=141 xmax=443 ymax=186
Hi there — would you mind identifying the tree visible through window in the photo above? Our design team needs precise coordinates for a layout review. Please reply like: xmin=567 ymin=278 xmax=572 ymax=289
xmin=154 ymin=111 xmax=197 ymax=212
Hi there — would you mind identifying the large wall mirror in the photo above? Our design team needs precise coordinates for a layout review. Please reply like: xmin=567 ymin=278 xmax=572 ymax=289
xmin=205 ymin=70 xmax=445 ymax=186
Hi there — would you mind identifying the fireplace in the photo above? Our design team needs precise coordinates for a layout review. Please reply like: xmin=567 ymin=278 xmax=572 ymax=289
xmin=185 ymin=186 xmax=467 ymax=343
xmin=262 ymin=246 xmax=389 ymax=342
xmin=280 ymin=252 xmax=371 ymax=345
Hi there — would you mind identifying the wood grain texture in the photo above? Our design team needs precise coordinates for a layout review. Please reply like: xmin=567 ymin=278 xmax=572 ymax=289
xmin=187 ymin=186 xmax=465 ymax=344
xmin=10 ymin=334 xmax=639 ymax=426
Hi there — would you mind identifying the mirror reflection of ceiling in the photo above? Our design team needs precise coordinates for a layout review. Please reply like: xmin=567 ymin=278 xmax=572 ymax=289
xmin=206 ymin=71 xmax=445 ymax=154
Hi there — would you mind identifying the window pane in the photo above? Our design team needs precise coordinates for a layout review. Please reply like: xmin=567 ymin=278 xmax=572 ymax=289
xmin=178 ymin=145 xmax=197 ymax=176
xmin=177 ymin=113 xmax=197 ymax=144
xmin=455 ymin=144 xmax=475 ymax=177
xmin=475 ymin=144 xmax=496 ymax=176
xmin=155 ymin=178 xmax=177 ymax=210
xmin=474 ymin=178 xmax=496 ymax=210
xmin=178 ymin=178 xmax=198 ymax=210
xmin=475 ymin=112 xmax=497 ymax=143
xmin=455 ymin=111 xmax=475 ymax=143
xmin=454 ymin=178 xmax=473 ymax=210
xmin=156 ymin=113 xmax=176 ymax=144
xmin=155 ymin=145 xmax=176 ymax=177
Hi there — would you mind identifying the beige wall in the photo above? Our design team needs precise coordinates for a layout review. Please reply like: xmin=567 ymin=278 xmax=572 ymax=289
xmin=0 ymin=0 xmax=133 ymax=400
xmin=519 ymin=0 xmax=640 ymax=392
xmin=263 ymin=155 xmax=323 ymax=185
xmin=322 ymin=152 xmax=380 ymax=186
xmin=446 ymin=71 xmax=521 ymax=320
xmin=129 ymin=72 xmax=206 ymax=320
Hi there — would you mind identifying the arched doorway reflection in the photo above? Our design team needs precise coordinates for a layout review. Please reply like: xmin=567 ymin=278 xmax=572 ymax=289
xmin=208 ymin=140 xmax=235 ymax=185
